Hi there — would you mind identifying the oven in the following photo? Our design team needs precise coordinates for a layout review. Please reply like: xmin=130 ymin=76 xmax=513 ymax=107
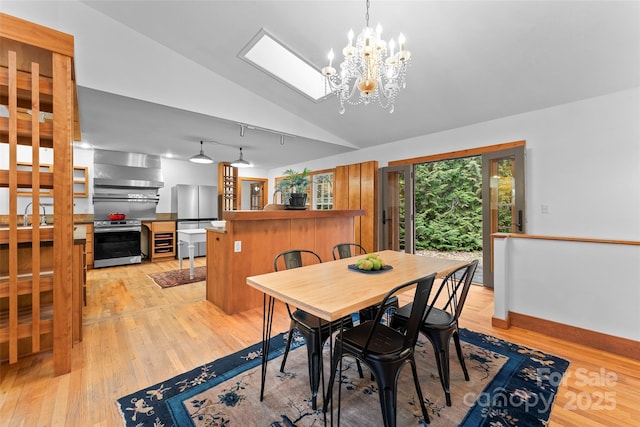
xmin=93 ymin=219 xmax=142 ymax=268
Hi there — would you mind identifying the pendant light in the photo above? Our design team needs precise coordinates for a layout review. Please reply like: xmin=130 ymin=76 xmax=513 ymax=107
xmin=230 ymin=147 xmax=252 ymax=168
xmin=190 ymin=141 xmax=214 ymax=164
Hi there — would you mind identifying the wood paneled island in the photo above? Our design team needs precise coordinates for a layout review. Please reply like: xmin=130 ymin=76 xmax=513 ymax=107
xmin=206 ymin=209 xmax=364 ymax=314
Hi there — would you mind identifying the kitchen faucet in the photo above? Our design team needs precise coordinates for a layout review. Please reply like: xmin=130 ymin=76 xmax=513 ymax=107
xmin=23 ymin=202 xmax=47 ymax=226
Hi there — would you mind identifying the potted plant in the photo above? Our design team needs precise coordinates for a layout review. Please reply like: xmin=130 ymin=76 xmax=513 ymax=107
xmin=278 ymin=168 xmax=311 ymax=208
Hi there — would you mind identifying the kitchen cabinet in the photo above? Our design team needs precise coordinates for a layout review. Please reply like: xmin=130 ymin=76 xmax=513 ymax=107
xmin=144 ymin=221 xmax=176 ymax=261
xmin=85 ymin=223 xmax=94 ymax=269
xmin=73 ymin=166 xmax=88 ymax=197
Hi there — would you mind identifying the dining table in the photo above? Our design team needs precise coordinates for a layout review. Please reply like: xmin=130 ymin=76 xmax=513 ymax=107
xmin=245 ymin=249 xmax=469 ymax=420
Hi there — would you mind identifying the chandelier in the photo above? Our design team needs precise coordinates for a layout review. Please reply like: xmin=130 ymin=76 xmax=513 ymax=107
xmin=321 ymin=0 xmax=412 ymax=114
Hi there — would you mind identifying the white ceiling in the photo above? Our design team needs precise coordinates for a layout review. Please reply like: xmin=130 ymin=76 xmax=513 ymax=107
xmin=71 ymin=1 xmax=639 ymax=169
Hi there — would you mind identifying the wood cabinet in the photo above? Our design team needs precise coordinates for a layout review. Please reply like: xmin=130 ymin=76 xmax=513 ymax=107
xmin=206 ymin=209 xmax=364 ymax=314
xmin=73 ymin=166 xmax=88 ymax=197
xmin=0 ymin=13 xmax=79 ymax=374
xmin=334 ymin=160 xmax=378 ymax=252
xmin=84 ymin=223 xmax=94 ymax=269
xmin=144 ymin=221 xmax=176 ymax=261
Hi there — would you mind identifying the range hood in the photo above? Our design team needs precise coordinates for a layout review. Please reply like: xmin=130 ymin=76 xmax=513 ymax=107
xmin=93 ymin=149 xmax=164 ymax=220
xmin=93 ymin=149 xmax=164 ymax=189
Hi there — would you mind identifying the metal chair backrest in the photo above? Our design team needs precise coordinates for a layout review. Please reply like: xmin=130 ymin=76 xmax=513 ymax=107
xmin=362 ymin=273 xmax=437 ymax=354
xmin=274 ymin=249 xmax=322 ymax=272
xmin=429 ymin=260 xmax=479 ymax=322
xmin=332 ymin=243 xmax=367 ymax=260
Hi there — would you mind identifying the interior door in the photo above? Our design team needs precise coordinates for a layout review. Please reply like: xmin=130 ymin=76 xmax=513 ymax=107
xmin=378 ymin=165 xmax=414 ymax=252
xmin=481 ymin=146 xmax=526 ymax=287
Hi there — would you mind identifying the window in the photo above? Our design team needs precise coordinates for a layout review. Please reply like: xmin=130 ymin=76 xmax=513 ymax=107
xmin=313 ymin=172 xmax=333 ymax=210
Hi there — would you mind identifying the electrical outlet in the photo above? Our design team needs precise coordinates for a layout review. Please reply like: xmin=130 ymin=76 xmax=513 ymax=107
xmin=234 ymin=241 xmax=242 ymax=252
xmin=541 ymin=204 xmax=550 ymax=214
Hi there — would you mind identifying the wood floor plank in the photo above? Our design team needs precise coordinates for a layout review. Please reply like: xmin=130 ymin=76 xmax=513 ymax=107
xmin=0 ymin=259 xmax=638 ymax=426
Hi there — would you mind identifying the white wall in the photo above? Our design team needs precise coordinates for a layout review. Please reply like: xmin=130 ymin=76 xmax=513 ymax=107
xmin=493 ymin=236 xmax=640 ymax=341
xmin=267 ymin=87 xmax=639 ymax=342
xmin=272 ymin=87 xmax=640 ymax=241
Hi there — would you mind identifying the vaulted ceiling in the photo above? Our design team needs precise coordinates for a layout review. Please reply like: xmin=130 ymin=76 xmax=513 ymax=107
xmin=8 ymin=1 xmax=639 ymax=169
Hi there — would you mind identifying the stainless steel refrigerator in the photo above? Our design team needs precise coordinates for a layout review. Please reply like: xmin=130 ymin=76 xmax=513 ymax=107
xmin=172 ymin=184 xmax=218 ymax=258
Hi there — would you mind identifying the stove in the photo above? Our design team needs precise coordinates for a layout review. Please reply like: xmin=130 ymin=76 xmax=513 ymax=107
xmin=93 ymin=219 xmax=142 ymax=268
xmin=94 ymin=218 xmax=142 ymax=229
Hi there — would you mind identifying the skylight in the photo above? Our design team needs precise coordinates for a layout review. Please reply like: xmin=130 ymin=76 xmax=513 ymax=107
xmin=239 ymin=29 xmax=330 ymax=102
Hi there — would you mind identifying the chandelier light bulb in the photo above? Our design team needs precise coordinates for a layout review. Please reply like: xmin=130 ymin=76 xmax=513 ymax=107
xmin=398 ymin=33 xmax=406 ymax=52
xmin=376 ymin=23 xmax=383 ymax=40
xmin=348 ymin=29 xmax=354 ymax=46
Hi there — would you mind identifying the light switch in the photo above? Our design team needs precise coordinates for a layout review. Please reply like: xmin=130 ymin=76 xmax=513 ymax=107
xmin=541 ymin=204 xmax=550 ymax=214
xmin=234 ymin=241 xmax=242 ymax=252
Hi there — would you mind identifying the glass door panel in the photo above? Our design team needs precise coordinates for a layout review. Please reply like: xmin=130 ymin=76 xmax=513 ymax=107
xmin=482 ymin=146 xmax=525 ymax=287
xmin=378 ymin=165 xmax=413 ymax=252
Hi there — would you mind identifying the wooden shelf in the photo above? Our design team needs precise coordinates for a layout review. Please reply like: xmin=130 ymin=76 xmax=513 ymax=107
xmin=144 ymin=221 xmax=176 ymax=261
xmin=73 ymin=166 xmax=88 ymax=197
xmin=218 ymin=162 xmax=238 ymax=217
xmin=0 ymin=163 xmax=88 ymax=197
xmin=0 ymin=271 xmax=54 ymax=298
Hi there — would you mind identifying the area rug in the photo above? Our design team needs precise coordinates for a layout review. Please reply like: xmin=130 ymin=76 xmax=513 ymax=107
xmin=148 ymin=267 xmax=206 ymax=289
xmin=117 ymin=328 xmax=568 ymax=426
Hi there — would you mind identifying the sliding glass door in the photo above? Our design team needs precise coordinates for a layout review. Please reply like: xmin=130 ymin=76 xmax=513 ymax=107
xmin=379 ymin=144 xmax=526 ymax=288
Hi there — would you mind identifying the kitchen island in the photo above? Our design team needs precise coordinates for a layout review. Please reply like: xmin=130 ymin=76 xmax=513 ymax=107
xmin=206 ymin=209 xmax=364 ymax=314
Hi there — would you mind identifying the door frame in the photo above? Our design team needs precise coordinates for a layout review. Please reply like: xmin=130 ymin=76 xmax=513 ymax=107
xmin=481 ymin=145 xmax=526 ymax=287
xmin=238 ymin=177 xmax=268 ymax=210
xmin=386 ymin=140 xmax=527 ymax=287
xmin=378 ymin=164 xmax=414 ymax=252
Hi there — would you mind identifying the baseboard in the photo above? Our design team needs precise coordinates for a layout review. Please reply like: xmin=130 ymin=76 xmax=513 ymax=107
xmin=491 ymin=315 xmax=511 ymax=329
xmin=504 ymin=311 xmax=639 ymax=360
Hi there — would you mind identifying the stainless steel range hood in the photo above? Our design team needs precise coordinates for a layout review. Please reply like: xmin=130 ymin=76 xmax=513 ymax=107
xmin=93 ymin=149 xmax=164 ymax=189
xmin=93 ymin=149 xmax=164 ymax=220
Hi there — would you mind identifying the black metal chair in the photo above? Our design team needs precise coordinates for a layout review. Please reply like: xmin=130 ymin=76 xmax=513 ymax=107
xmin=275 ymin=249 xmax=358 ymax=410
xmin=331 ymin=243 xmax=399 ymax=323
xmin=323 ymin=273 xmax=437 ymax=427
xmin=331 ymin=242 xmax=368 ymax=261
xmin=391 ymin=259 xmax=479 ymax=406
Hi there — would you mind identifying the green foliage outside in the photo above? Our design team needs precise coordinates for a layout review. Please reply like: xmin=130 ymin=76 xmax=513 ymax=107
xmin=414 ymin=158 xmax=482 ymax=251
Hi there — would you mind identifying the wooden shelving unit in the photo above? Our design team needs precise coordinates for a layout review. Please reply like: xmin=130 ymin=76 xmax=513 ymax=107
xmin=144 ymin=221 xmax=176 ymax=261
xmin=218 ymin=162 xmax=238 ymax=217
xmin=0 ymin=13 xmax=79 ymax=375
xmin=13 ymin=163 xmax=88 ymax=198
xmin=73 ymin=166 xmax=88 ymax=197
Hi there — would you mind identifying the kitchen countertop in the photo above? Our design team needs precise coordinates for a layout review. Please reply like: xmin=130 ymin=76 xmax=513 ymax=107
xmin=0 ymin=224 xmax=86 ymax=245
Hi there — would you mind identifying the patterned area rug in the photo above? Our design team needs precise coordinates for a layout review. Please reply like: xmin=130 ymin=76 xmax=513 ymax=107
xmin=116 ymin=328 xmax=568 ymax=426
xmin=148 ymin=267 xmax=206 ymax=289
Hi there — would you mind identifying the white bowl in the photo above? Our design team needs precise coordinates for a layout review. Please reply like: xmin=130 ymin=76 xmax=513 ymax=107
xmin=211 ymin=220 xmax=226 ymax=229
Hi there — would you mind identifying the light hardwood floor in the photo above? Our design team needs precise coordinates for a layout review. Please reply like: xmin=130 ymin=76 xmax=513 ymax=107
xmin=1 ymin=258 xmax=638 ymax=426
